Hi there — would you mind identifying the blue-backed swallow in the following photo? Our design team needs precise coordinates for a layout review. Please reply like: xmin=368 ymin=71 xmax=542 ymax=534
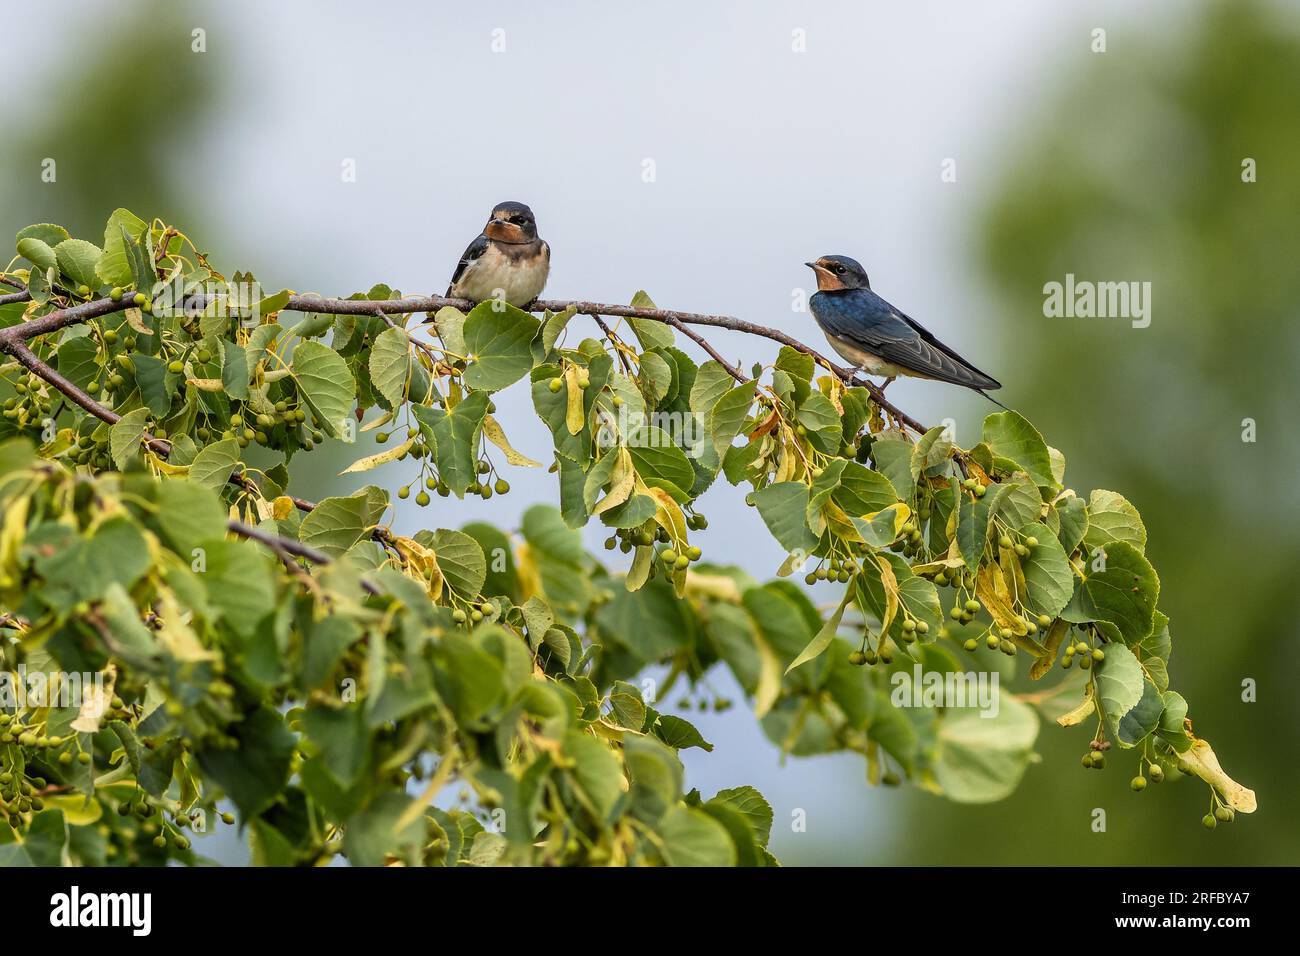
xmin=446 ymin=201 xmax=550 ymax=307
xmin=805 ymin=255 xmax=1005 ymax=405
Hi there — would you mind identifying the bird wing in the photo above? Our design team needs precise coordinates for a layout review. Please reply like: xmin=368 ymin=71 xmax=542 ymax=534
xmin=446 ymin=234 xmax=489 ymax=295
xmin=813 ymin=289 xmax=1001 ymax=390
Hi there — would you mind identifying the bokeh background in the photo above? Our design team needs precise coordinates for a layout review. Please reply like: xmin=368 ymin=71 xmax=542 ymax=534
xmin=4 ymin=0 xmax=1296 ymax=865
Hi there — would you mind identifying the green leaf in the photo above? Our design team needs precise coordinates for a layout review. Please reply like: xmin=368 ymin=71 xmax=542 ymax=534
xmin=196 ymin=707 xmax=296 ymax=817
xmin=911 ymin=425 xmax=953 ymax=479
xmin=434 ymin=634 xmax=505 ymax=729
xmin=832 ymin=461 xmax=900 ymax=515
xmin=522 ymin=503 xmax=585 ymax=565
xmin=53 ymin=238 xmax=104 ymax=289
xmin=707 ymin=381 xmax=756 ymax=457
xmin=16 ymin=236 xmax=57 ymax=272
xmin=342 ymin=792 xmax=427 ymax=867
xmin=56 ymin=336 xmax=100 ymax=391
xmin=870 ymin=436 xmax=916 ymax=500
xmin=624 ymin=736 xmax=683 ymax=824
xmin=1055 ymin=495 xmax=1089 ymax=555
xmin=97 ymin=208 xmax=148 ymax=287
xmin=1083 ymin=489 xmax=1147 ymax=553
xmin=654 ymin=714 xmax=714 ymax=752
xmin=796 ymin=392 xmax=842 ymax=455
xmin=1018 ymin=522 xmax=1074 ymax=617
xmin=786 ymin=582 xmax=853 ymax=672
xmin=625 ymin=291 xmax=676 ymax=350
xmin=982 ymin=410 xmax=1055 ymax=487
xmin=292 ymin=341 xmax=356 ymax=438
xmin=596 ymin=578 xmax=691 ymax=661
xmin=15 ymin=222 xmax=69 ymax=248
xmin=424 ymin=391 xmax=489 ymax=496
xmin=132 ymin=354 xmax=174 ymax=417
xmin=1116 ymin=678 xmax=1164 ymax=747
xmin=41 ymin=517 xmax=151 ymax=604
xmin=432 ymin=306 xmax=467 ymax=356
xmin=1062 ymin=541 xmax=1159 ymax=643
xmin=219 ymin=338 xmax=249 ymax=400
xmin=932 ymin=689 xmax=1039 ymax=803
xmin=562 ymin=731 xmax=624 ymax=823
xmin=711 ymin=785 xmax=773 ymax=847
xmin=368 ymin=325 xmax=411 ymax=405
xmin=1136 ymin=611 xmax=1171 ymax=691
xmin=627 ymin=428 xmax=694 ymax=499
xmin=1093 ymin=644 xmax=1146 ymax=741
xmin=188 ymin=438 xmax=241 ymax=491
xmin=608 ymin=681 xmax=648 ymax=730
xmin=689 ymin=361 xmax=735 ymax=417
xmin=752 ymin=482 xmax=819 ymax=554
xmin=300 ymin=492 xmax=374 ymax=557
xmin=462 ymin=301 xmax=541 ymax=391
xmin=109 ymin=407 xmax=150 ymax=468
xmin=541 ymin=305 xmax=577 ymax=354
xmin=656 ymin=805 xmax=736 ymax=867
xmin=152 ymin=479 xmax=230 ymax=557
xmin=199 ymin=539 xmax=277 ymax=635
xmin=431 ymin=529 xmax=486 ymax=597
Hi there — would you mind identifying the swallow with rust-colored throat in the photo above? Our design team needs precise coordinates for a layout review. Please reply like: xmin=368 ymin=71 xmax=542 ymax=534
xmin=806 ymin=255 xmax=1006 ymax=406
xmin=445 ymin=201 xmax=550 ymax=307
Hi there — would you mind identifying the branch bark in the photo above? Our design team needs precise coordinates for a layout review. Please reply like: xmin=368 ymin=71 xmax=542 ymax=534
xmin=0 ymin=288 xmax=932 ymax=467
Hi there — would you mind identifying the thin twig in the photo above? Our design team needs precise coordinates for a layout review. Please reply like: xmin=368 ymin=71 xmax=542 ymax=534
xmin=0 ymin=288 xmax=925 ymax=431
xmin=226 ymin=518 xmax=382 ymax=595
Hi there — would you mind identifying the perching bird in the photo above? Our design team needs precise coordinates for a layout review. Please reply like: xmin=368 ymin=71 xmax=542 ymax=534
xmin=805 ymin=255 xmax=1005 ymax=405
xmin=445 ymin=201 xmax=550 ymax=307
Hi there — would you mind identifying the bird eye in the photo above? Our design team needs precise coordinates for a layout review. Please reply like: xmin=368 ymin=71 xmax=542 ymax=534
xmin=833 ymin=265 xmax=845 ymax=275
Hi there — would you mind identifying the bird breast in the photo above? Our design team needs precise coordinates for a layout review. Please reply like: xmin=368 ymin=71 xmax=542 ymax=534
xmin=453 ymin=241 xmax=550 ymax=306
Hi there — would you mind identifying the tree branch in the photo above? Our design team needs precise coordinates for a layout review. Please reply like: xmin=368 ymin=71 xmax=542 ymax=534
xmin=288 ymin=292 xmax=925 ymax=432
xmin=227 ymin=518 xmax=382 ymax=595
xmin=0 ymin=288 xmax=931 ymax=458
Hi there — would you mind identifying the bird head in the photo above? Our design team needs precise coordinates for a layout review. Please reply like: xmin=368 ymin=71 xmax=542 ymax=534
xmin=484 ymin=201 xmax=539 ymax=243
xmin=805 ymin=255 xmax=870 ymax=292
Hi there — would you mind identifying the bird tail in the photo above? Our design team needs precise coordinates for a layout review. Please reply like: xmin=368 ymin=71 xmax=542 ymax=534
xmin=976 ymin=389 xmax=1012 ymax=411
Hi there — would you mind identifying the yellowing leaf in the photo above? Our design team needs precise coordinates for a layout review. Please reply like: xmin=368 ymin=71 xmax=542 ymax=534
xmin=565 ymin=365 xmax=585 ymax=435
xmin=393 ymin=535 xmax=444 ymax=600
xmin=625 ymin=544 xmax=653 ymax=591
xmin=483 ymin=414 xmax=541 ymax=467
xmin=591 ymin=446 xmax=634 ymax=516
xmin=71 ymin=664 xmax=117 ymax=734
xmin=186 ymin=377 xmax=226 ymax=392
xmin=339 ymin=437 xmax=414 ymax=475
xmin=271 ymin=496 xmax=295 ymax=520
xmin=1056 ymin=683 xmax=1095 ymax=727
xmin=875 ymin=554 xmax=900 ymax=635
xmin=753 ymin=631 xmax=782 ymax=718
xmin=1180 ymin=738 xmax=1256 ymax=813
xmin=43 ymin=794 xmax=103 ymax=826
xmin=360 ymin=409 xmax=394 ymax=433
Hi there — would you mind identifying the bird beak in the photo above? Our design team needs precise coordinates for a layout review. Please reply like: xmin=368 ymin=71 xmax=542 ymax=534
xmin=804 ymin=261 xmax=816 ymax=269
xmin=489 ymin=218 xmax=506 ymax=227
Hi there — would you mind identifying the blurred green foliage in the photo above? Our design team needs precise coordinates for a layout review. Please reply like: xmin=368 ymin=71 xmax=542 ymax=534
xmin=1 ymin=3 xmax=215 ymax=241
xmin=895 ymin=1 xmax=1298 ymax=864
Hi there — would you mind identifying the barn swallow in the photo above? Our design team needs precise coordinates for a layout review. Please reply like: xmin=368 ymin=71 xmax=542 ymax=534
xmin=445 ymin=201 xmax=550 ymax=307
xmin=805 ymin=255 xmax=1005 ymax=404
